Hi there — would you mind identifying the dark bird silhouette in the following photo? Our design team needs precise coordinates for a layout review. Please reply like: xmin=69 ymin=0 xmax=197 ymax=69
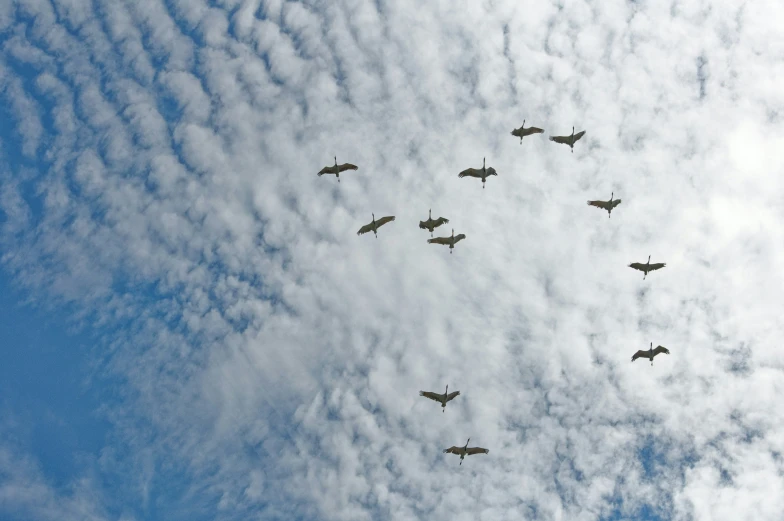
xmin=632 ymin=342 xmax=670 ymax=366
xmin=419 ymin=385 xmax=460 ymax=413
xmin=458 ymin=157 xmax=498 ymax=189
xmin=357 ymin=213 xmax=395 ymax=238
xmin=587 ymin=192 xmax=622 ymax=218
xmin=419 ymin=209 xmax=449 ymax=237
xmin=444 ymin=438 xmax=489 ymax=465
xmin=511 ymin=120 xmax=544 ymax=144
xmin=317 ymin=156 xmax=358 ymax=182
xmin=549 ymin=127 xmax=586 ymax=153
xmin=628 ymin=255 xmax=666 ymax=279
xmin=428 ymin=229 xmax=466 ymax=254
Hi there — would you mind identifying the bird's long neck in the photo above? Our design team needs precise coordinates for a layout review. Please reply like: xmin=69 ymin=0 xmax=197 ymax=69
xmin=372 ymin=213 xmax=375 ymax=223
xmin=445 ymin=385 xmax=448 ymax=396
xmin=429 ymin=209 xmax=432 ymax=220
xmin=610 ymin=192 xmax=613 ymax=202
xmin=647 ymin=255 xmax=651 ymax=265
xmin=465 ymin=439 xmax=470 ymax=450
xmin=482 ymin=157 xmax=485 ymax=171
xmin=334 ymin=156 xmax=337 ymax=166
xmin=571 ymin=126 xmax=575 ymax=137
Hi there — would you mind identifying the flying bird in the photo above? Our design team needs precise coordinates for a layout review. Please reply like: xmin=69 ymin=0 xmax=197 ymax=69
xmin=419 ymin=385 xmax=460 ymax=413
xmin=419 ymin=209 xmax=449 ymax=237
xmin=427 ymin=229 xmax=466 ymax=254
xmin=317 ymin=156 xmax=358 ymax=182
xmin=443 ymin=438 xmax=489 ymax=465
xmin=631 ymin=342 xmax=670 ymax=366
xmin=549 ymin=127 xmax=586 ymax=153
xmin=511 ymin=120 xmax=544 ymax=143
xmin=587 ymin=192 xmax=622 ymax=218
xmin=628 ymin=255 xmax=666 ymax=279
xmin=458 ymin=157 xmax=498 ymax=188
xmin=357 ymin=213 xmax=395 ymax=238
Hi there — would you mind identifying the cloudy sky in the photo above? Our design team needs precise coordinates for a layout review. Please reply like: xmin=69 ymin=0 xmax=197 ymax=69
xmin=2 ymin=0 xmax=784 ymax=520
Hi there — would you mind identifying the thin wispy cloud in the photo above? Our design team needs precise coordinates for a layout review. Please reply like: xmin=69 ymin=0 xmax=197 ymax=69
xmin=1 ymin=1 xmax=783 ymax=520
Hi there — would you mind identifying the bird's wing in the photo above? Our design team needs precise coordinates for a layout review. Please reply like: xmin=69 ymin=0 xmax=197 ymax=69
xmin=573 ymin=130 xmax=586 ymax=141
xmin=419 ymin=221 xmax=428 ymax=230
xmin=445 ymin=391 xmax=460 ymax=402
xmin=587 ymin=200 xmax=611 ymax=210
xmin=527 ymin=126 xmax=544 ymax=134
xmin=648 ymin=263 xmax=666 ymax=271
xmin=357 ymin=223 xmax=374 ymax=235
xmin=611 ymin=199 xmax=622 ymax=208
xmin=466 ymin=447 xmax=489 ymax=456
xmin=628 ymin=263 xmax=645 ymax=271
xmin=375 ymin=216 xmax=395 ymax=228
xmin=419 ymin=391 xmax=444 ymax=402
xmin=443 ymin=446 xmax=462 ymax=454
xmin=549 ymin=135 xmax=569 ymax=144
xmin=458 ymin=168 xmax=481 ymax=178
xmin=338 ymin=163 xmax=358 ymax=172
xmin=428 ymin=237 xmax=451 ymax=245
xmin=317 ymin=166 xmax=333 ymax=176
xmin=511 ymin=128 xmax=523 ymax=137
xmin=486 ymin=167 xmax=497 ymax=176
xmin=434 ymin=217 xmax=449 ymax=226
xmin=653 ymin=345 xmax=670 ymax=355
xmin=453 ymin=234 xmax=466 ymax=244
xmin=631 ymin=349 xmax=648 ymax=361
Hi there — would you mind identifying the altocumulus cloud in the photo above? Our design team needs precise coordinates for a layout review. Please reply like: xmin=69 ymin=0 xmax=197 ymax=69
xmin=1 ymin=0 xmax=784 ymax=520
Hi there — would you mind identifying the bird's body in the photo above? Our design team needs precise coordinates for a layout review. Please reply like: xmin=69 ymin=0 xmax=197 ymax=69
xmin=443 ymin=438 xmax=489 ymax=465
xmin=549 ymin=127 xmax=586 ymax=153
xmin=632 ymin=342 xmax=670 ymax=366
xmin=628 ymin=255 xmax=666 ymax=279
xmin=357 ymin=213 xmax=395 ymax=238
xmin=419 ymin=209 xmax=449 ymax=237
xmin=317 ymin=156 xmax=358 ymax=182
xmin=587 ymin=192 xmax=622 ymax=218
xmin=428 ymin=229 xmax=466 ymax=254
xmin=458 ymin=157 xmax=498 ymax=188
xmin=420 ymin=385 xmax=460 ymax=413
xmin=511 ymin=120 xmax=544 ymax=143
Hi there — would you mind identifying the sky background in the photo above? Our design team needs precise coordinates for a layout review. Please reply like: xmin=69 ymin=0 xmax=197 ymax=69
xmin=1 ymin=0 xmax=784 ymax=520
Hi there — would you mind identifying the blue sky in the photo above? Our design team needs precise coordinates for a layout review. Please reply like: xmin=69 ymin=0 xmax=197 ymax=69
xmin=2 ymin=1 xmax=784 ymax=520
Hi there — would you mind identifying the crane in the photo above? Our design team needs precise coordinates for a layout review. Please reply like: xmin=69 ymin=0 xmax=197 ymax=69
xmin=419 ymin=385 xmax=460 ymax=412
xmin=628 ymin=255 xmax=666 ymax=279
xmin=587 ymin=192 xmax=622 ymax=218
xmin=458 ymin=157 xmax=498 ymax=188
xmin=511 ymin=120 xmax=544 ymax=143
xmin=632 ymin=342 xmax=670 ymax=366
xmin=357 ymin=213 xmax=395 ymax=238
xmin=427 ymin=229 xmax=466 ymax=254
xmin=419 ymin=209 xmax=449 ymax=237
xmin=549 ymin=127 xmax=586 ymax=153
xmin=317 ymin=156 xmax=358 ymax=182
xmin=443 ymin=438 xmax=489 ymax=465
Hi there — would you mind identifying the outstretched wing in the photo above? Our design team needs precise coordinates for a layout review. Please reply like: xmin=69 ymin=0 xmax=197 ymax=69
xmin=511 ymin=128 xmax=523 ymax=138
xmin=445 ymin=390 xmax=460 ymax=402
xmin=375 ymin=215 xmax=395 ymax=228
xmin=357 ymin=223 xmax=374 ymax=235
xmin=443 ymin=446 xmax=462 ymax=455
xmin=631 ymin=349 xmax=649 ymax=362
xmin=588 ymin=200 xmax=611 ymax=210
xmin=628 ymin=262 xmax=646 ymax=271
xmin=526 ymin=126 xmax=544 ymax=134
xmin=317 ymin=166 xmax=334 ymax=176
xmin=648 ymin=262 xmax=666 ymax=271
xmin=420 ymin=391 xmax=444 ymax=402
xmin=428 ymin=236 xmax=451 ymax=245
xmin=453 ymin=233 xmax=466 ymax=244
xmin=337 ymin=163 xmax=358 ymax=172
xmin=419 ymin=221 xmax=429 ymax=230
xmin=573 ymin=130 xmax=586 ymax=142
xmin=466 ymin=447 xmax=489 ymax=456
xmin=433 ymin=217 xmax=449 ymax=227
xmin=611 ymin=199 xmax=622 ymax=209
xmin=549 ymin=135 xmax=570 ymax=144
xmin=458 ymin=168 xmax=481 ymax=178
xmin=653 ymin=345 xmax=670 ymax=356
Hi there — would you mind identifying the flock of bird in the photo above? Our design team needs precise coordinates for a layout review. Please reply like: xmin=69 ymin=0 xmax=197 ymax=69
xmin=316 ymin=121 xmax=671 ymax=465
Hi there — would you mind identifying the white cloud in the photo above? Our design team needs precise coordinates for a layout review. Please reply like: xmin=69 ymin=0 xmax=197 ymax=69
xmin=2 ymin=0 xmax=784 ymax=520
